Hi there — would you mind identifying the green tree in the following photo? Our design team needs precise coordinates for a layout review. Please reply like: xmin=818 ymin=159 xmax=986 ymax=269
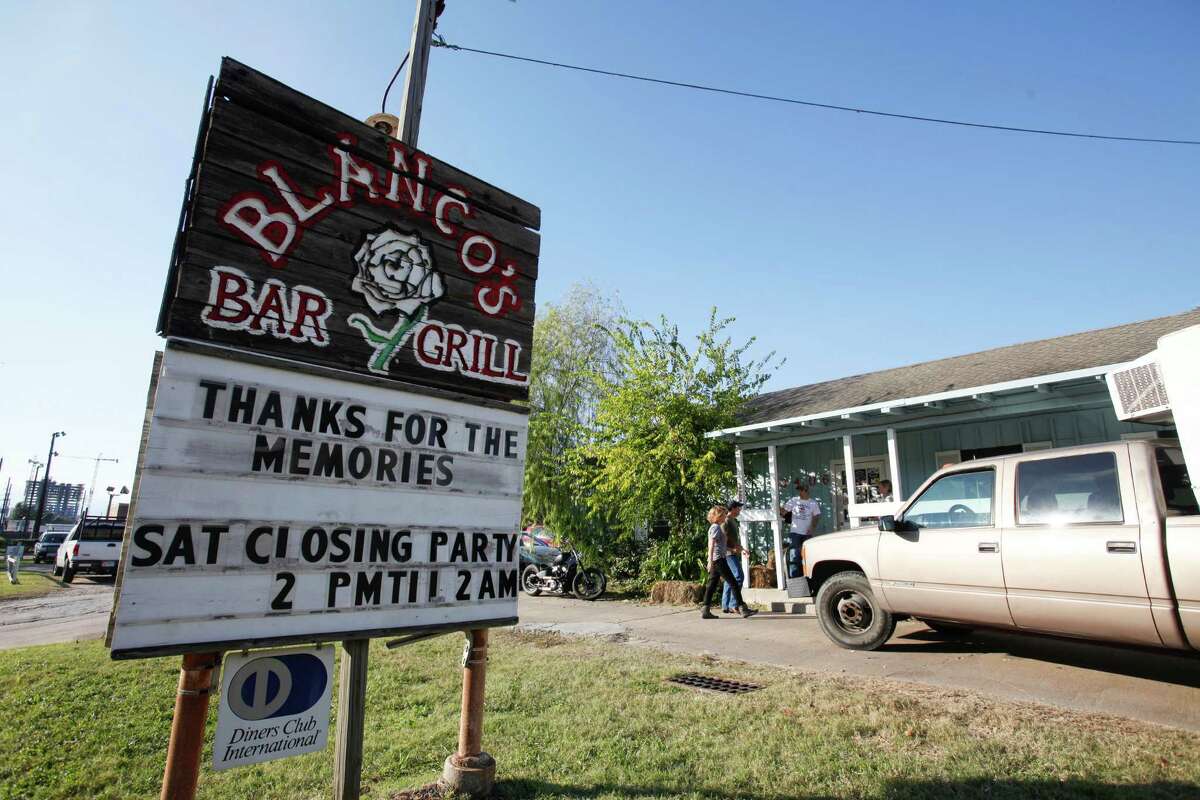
xmin=583 ymin=310 xmax=778 ymax=579
xmin=521 ymin=283 xmax=622 ymax=551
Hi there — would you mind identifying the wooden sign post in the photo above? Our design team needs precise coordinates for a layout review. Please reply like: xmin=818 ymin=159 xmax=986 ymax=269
xmin=106 ymin=26 xmax=540 ymax=799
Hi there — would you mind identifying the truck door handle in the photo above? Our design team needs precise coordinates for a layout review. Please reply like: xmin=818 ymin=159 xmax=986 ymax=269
xmin=1106 ymin=541 xmax=1137 ymax=554
xmin=978 ymin=542 xmax=999 ymax=553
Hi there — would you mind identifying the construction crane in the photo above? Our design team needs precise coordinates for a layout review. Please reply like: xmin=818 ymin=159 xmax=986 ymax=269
xmin=58 ymin=453 xmax=119 ymax=517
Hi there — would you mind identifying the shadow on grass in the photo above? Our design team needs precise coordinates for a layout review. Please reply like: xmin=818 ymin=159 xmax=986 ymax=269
xmin=884 ymin=627 xmax=1200 ymax=689
xmin=491 ymin=777 xmax=1200 ymax=799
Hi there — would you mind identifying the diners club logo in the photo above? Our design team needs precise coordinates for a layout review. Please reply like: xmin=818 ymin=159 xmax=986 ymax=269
xmin=200 ymin=135 xmax=528 ymax=386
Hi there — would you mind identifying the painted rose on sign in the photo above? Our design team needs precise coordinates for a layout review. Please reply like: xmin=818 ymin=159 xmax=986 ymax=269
xmin=347 ymin=227 xmax=445 ymax=374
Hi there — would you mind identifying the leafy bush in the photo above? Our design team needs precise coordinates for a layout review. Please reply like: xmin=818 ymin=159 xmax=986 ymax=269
xmin=639 ymin=525 xmax=707 ymax=585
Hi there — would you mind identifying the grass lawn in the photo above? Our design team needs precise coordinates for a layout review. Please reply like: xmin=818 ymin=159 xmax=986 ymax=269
xmin=0 ymin=568 xmax=64 ymax=601
xmin=0 ymin=631 xmax=1197 ymax=800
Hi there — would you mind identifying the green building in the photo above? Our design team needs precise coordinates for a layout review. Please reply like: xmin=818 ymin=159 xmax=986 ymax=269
xmin=708 ymin=307 xmax=1200 ymax=603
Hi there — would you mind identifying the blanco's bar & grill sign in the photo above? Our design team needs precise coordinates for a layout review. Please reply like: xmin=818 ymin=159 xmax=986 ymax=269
xmin=106 ymin=58 xmax=540 ymax=659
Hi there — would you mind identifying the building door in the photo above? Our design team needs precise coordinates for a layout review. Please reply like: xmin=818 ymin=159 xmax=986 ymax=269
xmin=877 ymin=467 xmax=1014 ymax=627
xmin=830 ymin=457 xmax=889 ymax=531
xmin=1001 ymin=450 xmax=1160 ymax=647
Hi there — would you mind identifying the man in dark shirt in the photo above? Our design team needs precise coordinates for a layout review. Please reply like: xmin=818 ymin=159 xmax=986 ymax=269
xmin=721 ymin=500 xmax=745 ymax=613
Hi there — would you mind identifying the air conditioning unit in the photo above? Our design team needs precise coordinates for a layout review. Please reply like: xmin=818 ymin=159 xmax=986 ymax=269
xmin=1106 ymin=352 xmax=1172 ymax=422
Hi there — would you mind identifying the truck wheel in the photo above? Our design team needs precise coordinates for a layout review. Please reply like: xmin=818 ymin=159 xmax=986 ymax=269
xmin=61 ymin=561 xmax=75 ymax=584
xmin=920 ymin=619 xmax=974 ymax=637
xmin=52 ymin=562 xmax=63 ymax=577
xmin=815 ymin=571 xmax=896 ymax=651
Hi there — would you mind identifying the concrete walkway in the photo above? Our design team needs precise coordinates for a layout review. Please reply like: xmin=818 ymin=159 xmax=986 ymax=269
xmin=516 ymin=594 xmax=1200 ymax=732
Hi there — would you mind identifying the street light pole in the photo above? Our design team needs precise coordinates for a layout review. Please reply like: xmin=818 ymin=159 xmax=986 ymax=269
xmin=105 ymin=486 xmax=128 ymax=519
xmin=31 ymin=431 xmax=65 ymax=540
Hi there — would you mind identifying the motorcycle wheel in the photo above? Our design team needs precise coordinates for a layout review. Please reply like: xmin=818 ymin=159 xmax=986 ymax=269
xmin=521 ymin=564 xmax=542 ymax=596
xmin=572 ymin=568 xmax=606 ymax=601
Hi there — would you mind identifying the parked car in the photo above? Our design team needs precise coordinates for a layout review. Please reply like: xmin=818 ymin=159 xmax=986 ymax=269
xmin=519 ymin=527 xmax=560 ymax=569
xmin=33 ymin=532 xmax=67 ymax=563
xmin=54 ymin=518 xmax=125 ymax=583
xmin=804 ymin=441 xmax=1199 ymax=652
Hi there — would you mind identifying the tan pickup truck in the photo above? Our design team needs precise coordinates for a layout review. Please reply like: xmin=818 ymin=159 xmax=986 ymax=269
xmin=803 ymin=441 xmax=1200 ymax=652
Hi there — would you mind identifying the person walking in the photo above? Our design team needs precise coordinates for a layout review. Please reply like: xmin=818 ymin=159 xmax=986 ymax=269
xmin=721 ymin=500 xmax=745 ymax=614
xmin=781 ymin=482 xmax=821 ymax=578
xmin=702 ymin=505 xmax=756 ymax=619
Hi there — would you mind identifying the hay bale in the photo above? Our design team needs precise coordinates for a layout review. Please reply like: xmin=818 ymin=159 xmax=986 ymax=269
xmin=749 ymin=566 xmax=774 ymax=588
xmin=649 ymin=580 xmax=703 ymax=605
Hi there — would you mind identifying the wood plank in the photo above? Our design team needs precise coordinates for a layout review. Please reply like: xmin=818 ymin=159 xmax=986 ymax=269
xmin=216 ymin=57 xmax=540 ymax=230
xmin=108 ymin=347 xmax=525 ymax=658
xmin=166 ymin=339 xmax=529 ymax=415
xmin=205 ymin=99 xmax=542 ymax=264
xmin=163 ymin=293 xmax=532 ymax=403
xmin=178 ymin=228 xmax=536 ymax=329
xmin=186 ymin=181 xmax=537 ymax=308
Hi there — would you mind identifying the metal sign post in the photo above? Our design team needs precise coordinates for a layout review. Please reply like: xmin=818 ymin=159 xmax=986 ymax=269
xmin=160 ymin=653 xmax=220 ymax=800
xmin=442 ymin=629 xmax=493 ymax=793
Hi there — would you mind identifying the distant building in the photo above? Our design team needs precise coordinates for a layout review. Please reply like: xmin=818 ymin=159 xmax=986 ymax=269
xmin=23 ymin=480 xmax=85 ymax=519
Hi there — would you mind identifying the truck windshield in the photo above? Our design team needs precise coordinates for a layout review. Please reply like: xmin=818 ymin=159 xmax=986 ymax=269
xmin=1156 ymin=448 xmax=1198 ymax=516
xmin=79 ymin=523 xmax=125 ymax=542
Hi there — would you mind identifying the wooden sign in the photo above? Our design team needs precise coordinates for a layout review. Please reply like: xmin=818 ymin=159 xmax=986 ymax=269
xmin=106 ymin=344 xmax=523 ymax=659
xmin=159 ymin=58 xmax=541 ymax=403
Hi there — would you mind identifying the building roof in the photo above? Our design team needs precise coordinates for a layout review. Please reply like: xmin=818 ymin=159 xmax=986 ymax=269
xmin=741 ymin=307 xmax=1200 ymax=426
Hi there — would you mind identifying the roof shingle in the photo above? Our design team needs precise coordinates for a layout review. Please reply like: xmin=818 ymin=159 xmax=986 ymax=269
xmin=742 ymin=308 xmax=1200 ymax=425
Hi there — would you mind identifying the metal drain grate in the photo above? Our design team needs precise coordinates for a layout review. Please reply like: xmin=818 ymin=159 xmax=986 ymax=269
xmin=667 ymin=672 xmax=763 ymax=695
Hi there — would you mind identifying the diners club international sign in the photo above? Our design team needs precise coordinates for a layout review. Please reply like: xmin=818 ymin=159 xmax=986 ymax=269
xmin=159 ymin=58 xmax=540 ymax=402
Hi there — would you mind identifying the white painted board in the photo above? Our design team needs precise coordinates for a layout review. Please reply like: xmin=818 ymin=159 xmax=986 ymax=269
xmin=107 ymin=346 xmax=525 ymax=658
xmin=213 ymin=645 xmax=333 ymax=771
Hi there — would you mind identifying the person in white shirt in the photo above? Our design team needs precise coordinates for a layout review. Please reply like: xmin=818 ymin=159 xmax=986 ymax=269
xmin=781 ymin=482 xmax=821 ymax=578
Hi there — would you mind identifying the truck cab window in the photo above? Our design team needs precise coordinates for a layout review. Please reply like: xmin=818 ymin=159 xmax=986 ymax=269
xmin=1156 ymin=447 xmax=1198 ymax=516
xmin=1017 ymin=452 xmax=1122 ymax=525
xmin=902 ymin=469 xmax=995 ymax=529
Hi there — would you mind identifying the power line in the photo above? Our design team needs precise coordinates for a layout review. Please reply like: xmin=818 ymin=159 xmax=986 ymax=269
xmin=384 ymin=49 xmax=412 ymax=113
xmin=432 ymin=40 xmax=1200 ymax=146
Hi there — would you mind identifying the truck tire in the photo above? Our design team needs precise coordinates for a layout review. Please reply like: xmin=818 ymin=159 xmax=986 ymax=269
xmin=61 ymin=561 xmax=75 ymax=584
xmin=52 ymin=562 xmax=63 ymax=577
xmin=919 ymin=619 xmax=974 ymax=637
xmin=815 ymin=570 xmax=896 ymax=651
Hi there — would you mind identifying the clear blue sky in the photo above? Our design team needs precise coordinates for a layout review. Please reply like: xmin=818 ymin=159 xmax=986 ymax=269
xmin=1 ymin=1 xmax=1197 ymax=505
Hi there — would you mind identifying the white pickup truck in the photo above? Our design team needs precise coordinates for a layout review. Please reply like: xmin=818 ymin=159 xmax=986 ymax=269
xmin=804 ymin=439 xmax=1199 ymax=652
xmin=54 ymin=518 xmax=125 ymax=583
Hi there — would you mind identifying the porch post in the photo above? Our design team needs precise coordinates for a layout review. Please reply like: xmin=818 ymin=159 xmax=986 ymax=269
xmin=734 ymin=447 xmax=750 ymax=589
xmin=886 ymin=427 xmax=903 ymax=500
xmin=767 ymin=444 xmax=785 ymax=590
xmin=842 ymin=435 xmax=858 ymax=528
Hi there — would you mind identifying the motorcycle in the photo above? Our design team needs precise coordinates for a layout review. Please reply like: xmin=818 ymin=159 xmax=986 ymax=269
xmin=520 ymin=541 xmax=606 ymax=601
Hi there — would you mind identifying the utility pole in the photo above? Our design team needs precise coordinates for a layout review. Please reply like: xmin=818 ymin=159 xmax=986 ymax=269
xmin=397 ymin=0 xmax=438 ymax=146
xmin=334 ymin=4 xmax=481 ymax=800
xmin=0 ymin=479 xmax=10 ymax=533
xmin=31 ymin=431 xmax=65 ymax=540
xmin=398 ymin=3 xmax=497 ymax=795
xmin=20 ymin=461 xmax=42 ymax=536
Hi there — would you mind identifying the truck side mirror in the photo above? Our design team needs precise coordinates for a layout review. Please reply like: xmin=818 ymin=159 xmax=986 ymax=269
xmin=878 ymin=515 xmax=896 ymax=532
